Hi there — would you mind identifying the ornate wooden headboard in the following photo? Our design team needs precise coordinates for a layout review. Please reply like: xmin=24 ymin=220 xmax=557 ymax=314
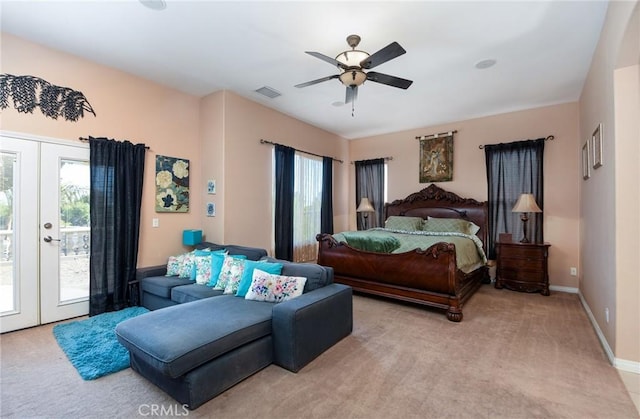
xmin=384 ymin=184 xmax=488 ymax=252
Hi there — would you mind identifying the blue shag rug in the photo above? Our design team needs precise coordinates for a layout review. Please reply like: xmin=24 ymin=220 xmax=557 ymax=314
xmin=52 ymin=306 xmax=149 ymax=380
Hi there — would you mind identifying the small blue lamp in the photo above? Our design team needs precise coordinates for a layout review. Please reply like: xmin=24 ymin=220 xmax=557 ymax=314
xmin=182 ymin=229 xmax=202 ymax=246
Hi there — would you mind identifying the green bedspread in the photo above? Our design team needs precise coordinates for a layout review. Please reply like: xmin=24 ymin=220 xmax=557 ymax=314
xmin=332 ymin=228 xmax=487 ymax=273
xmin=338 ymin=231 xmax=401 ymax=253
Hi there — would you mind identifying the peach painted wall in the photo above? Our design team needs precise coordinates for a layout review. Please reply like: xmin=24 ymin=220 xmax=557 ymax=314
xmin=0 ymin=33 xmax=202 ymax=267
xmin=199 ymin=91 xmax=226 ymax=245
xmin=579 ymin=1 xmax=639 ymax=365
xmin=219 ymin=91 xmax=349 ymax=255
xmin=349 ymin=103 xmax=581 ymax=289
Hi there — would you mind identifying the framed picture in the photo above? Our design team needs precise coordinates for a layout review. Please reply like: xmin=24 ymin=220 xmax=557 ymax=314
xmin=419 ymin=134 xmax=454 ymax=183
xmin=207 ymin=179 xmax=216 ymax=194
xmin=206 ymin=202 xmax=216 ymax=217
xmin=155 ymin=155 xmax=189 ymax=212
xmin=582 ymin=139 xmax=590 ymax=180
xmin=592 ymin=123 xmax=603 ymax=169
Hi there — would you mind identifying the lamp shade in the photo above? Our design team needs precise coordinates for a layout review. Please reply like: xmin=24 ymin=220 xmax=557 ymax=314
xmin=182 ymin=229 xmax=202 ymax=246
xmin=356 ymin=197 xmax=375 ymax=213
xmin=512 ymin=194 xmax=542 ymax=213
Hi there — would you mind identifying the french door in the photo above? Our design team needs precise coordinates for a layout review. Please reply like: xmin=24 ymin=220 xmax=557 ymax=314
xmin=1 ymin=135 xmax=90 ymax=333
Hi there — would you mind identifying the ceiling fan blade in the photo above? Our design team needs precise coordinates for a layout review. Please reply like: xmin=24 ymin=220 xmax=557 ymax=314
xmin=305 ymin=51 xmax=348 ymax=70
xmin=360 ymin=42 xmax=406 ymax=69
xmin=345 ymin=85 xmax=358 ymax=104
xmin=366 ymin=71 xmax=413 ymax=89
xmin=295 ymin=74 xmax=339 ymax=88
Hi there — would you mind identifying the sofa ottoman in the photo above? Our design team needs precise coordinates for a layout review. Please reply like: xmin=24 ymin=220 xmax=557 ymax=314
xmin=116 ymin=296 xmax=275 ymax=408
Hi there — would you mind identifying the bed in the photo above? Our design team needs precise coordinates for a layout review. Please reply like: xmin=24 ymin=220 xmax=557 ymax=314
xmin=316 ymin=184 xmax=489 ymax=322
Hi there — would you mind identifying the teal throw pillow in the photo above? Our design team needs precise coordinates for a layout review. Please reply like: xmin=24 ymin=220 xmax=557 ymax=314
xmin=235 ymin=260 xmax=283 ymax=297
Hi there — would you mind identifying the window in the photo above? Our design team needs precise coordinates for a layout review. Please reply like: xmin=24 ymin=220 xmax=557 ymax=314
xmin=293 ymin=153 xmax=323 ymax=262
xmin=272 ymin=151 xmax=323 ymax=262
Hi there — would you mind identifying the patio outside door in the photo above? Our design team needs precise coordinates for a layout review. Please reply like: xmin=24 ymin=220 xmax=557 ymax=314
xmin=1 ymin=136 xmax=90 ymax=333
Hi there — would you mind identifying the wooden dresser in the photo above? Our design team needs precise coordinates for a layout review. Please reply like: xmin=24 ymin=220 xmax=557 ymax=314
xmin=495 ymin=242 xmax=551 ymax=296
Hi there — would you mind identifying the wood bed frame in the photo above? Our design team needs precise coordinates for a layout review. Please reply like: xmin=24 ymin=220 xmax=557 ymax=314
xmin=316 ymin=184 xmax=489 ymax=322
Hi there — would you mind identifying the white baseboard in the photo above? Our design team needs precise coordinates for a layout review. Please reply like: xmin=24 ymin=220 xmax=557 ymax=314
xmin=550 ymin=285 xmax=578 ymax=294
xmin=578 ymin=291 xmax=640 ymax=375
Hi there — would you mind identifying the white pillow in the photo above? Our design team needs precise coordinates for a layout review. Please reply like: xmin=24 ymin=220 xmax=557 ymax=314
xmin=244 ymin=269 xmax=307 ymax=303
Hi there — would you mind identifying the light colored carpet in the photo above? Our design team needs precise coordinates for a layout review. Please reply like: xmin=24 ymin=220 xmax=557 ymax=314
xmin=1 ymin=286 xmax=638 ymax=418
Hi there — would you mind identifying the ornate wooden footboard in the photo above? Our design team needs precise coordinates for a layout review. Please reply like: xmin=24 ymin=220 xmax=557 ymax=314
xmin=317 ymin=184 xmax=489 ymax=322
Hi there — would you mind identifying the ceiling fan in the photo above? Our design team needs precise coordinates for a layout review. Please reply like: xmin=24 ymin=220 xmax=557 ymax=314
xmin=295 ymin=34 xmax=413 ymax=108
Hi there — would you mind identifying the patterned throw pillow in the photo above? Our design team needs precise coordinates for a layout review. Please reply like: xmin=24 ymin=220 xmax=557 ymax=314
xmin=166 ymin=254 xmax=183 ymax=276
xmin=192 ymin=255 xmax=213 ymax=285
xmin=235 ymin=260 xmax=283 ymax=297
xmin=215 ymin=256 xmax=246 ymax=291
xmin=423 ymin=217 xmax=481 ymax=235
xmin=178 ymin=251 xmax=197 ymax=278
xmin=245 ymin=269 xmax=307 ymax=303
xmin=384 ymin=216 xmax=424 ymax=231
xmin=190 ymin=249 xmax=226 ymax=282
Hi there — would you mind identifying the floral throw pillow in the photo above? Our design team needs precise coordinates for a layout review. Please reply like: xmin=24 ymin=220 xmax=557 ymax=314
xmin=244 ymin=269 xmax=307 ymax=303
xmin=166 ymin=254 xmax=183 ymax=276
xmin=215 ymin=256 xmax=246 ymax=291
xmin=193 ymin=255 xmax=213 ymax=285
xmin=178 ymin=251 xmax=197 ymax=279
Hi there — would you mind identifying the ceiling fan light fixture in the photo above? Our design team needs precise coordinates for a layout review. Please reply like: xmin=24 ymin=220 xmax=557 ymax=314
xmin=339 ymin=69 xmax=367 ymax=87
xmin=336 ymin=50 xmax=369 ymax=68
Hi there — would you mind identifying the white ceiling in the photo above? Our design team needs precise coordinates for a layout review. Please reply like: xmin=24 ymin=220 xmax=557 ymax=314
xmin=1 ymin=1 xmax=608 ymax=139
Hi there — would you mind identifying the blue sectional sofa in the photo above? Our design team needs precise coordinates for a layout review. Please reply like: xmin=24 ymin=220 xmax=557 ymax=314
xmin=115 ymin=242 xmax=353 ymax=410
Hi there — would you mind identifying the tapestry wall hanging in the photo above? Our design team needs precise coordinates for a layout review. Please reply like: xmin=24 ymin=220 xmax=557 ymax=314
xmin=419 ymin=133 xmax=454 ymax=183
xmin=155 ymin=155 xmax=190 ymax=212
xmin=0 ymin=74 xmax=96 ymax=121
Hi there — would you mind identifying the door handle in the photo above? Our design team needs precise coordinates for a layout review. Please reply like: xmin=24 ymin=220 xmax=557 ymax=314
xmin=43 ymin=235 xmax=61 ymax=243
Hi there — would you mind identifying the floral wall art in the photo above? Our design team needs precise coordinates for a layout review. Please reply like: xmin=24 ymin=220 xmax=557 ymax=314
xmin=155 ymin=155 xmax=189 ymax=212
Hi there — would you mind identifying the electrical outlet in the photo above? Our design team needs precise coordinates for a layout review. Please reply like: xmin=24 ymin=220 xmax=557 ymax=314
xmin=605 ymin=308 xmax=609 ymax=323
xmin=152 ymin=218 xmax=159 ymax=228
xmin=570 ymin=267 xmax=577 ymax=276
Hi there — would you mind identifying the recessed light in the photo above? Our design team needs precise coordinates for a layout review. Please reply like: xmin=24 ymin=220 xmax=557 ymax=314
xmin=475 ymin=59 xmax=497 ymax=69
xmin=331 ymin=101 xmax=344 ymax=107
xmin=140 ymin=0 xmax=167 ymax=11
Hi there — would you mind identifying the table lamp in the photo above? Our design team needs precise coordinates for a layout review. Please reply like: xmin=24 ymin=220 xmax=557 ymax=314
xmin=512 ymin=194 xmax=542 ymax=243
xmin=183 ymin=229 xmax=202 ymax=246
xmin=356 ymin=197 xmax=375 ymax=230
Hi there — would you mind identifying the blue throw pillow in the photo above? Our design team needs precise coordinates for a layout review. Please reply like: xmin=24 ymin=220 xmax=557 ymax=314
xmin=235 ymin=260 xmax=283 ymax=297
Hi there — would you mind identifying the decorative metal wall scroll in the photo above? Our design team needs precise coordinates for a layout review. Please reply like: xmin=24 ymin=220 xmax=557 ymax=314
xmin=0 ymin=74 xmax=96 ymax=121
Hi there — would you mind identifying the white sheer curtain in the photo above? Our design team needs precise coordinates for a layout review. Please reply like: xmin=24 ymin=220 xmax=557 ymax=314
xmin=293 ymin=153 xmax=322 ymax=262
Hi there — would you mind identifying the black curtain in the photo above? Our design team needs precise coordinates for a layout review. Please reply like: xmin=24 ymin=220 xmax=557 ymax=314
xmin=355 ymin=158 xmax=385 ymax=230
xmin=274 ymin=144 xmax=295 ymax=261
xmin=485 ymin=138 xmax=545 ymax=259
xmin=89 ymin=137 xmax=146 ymax=315
xmin=320 ymin=156 xmax=334 ymax=234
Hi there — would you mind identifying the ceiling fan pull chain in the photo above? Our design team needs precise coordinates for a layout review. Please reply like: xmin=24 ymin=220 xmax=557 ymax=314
xmin=352 ymin=100 xmax=355 ymax=117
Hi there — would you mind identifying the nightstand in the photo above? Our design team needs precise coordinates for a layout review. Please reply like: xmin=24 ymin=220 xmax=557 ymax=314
xmin=495 ymin=242 xmax=551 ymax=296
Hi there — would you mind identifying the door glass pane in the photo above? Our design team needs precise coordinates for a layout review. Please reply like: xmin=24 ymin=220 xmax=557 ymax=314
xmin=0 ymin=152 xmax=16 ymax=312
xmin=59 ymin=159 xmax=90 ymax=303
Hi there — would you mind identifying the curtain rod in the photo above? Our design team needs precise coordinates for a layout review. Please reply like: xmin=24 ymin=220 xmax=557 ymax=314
xmin=478 ymin=135 xmax=555 ymax=149
xmin=415 ymin=130 xmax=458 ymax=140
xmin=78 ymin=136 xmax=150 ymax=150
xmin=350 ymin=157 xmax=393 ymax=165
xmin=259 ymin=139 xmax=343 ymax=164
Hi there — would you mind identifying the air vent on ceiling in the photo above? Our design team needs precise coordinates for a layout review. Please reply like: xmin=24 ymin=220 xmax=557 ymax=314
xmin=255 ymin=86 xmax=282 ymax=99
